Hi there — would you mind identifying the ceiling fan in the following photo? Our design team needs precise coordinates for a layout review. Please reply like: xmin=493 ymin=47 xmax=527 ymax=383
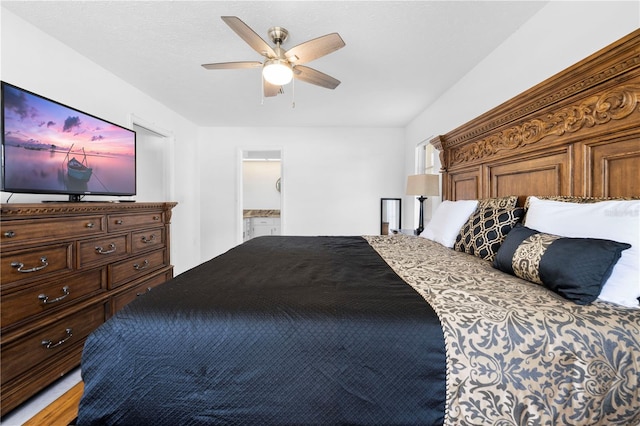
xmin=202 ymin=16 xmax=345 ymax=97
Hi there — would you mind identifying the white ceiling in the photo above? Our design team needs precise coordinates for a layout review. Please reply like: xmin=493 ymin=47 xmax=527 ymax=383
xmin=3 ymin=1 xmax=548 ymax=128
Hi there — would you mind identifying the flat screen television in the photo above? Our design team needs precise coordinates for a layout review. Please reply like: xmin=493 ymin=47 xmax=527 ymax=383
xmin=1 ymin=81 xmax=136 ymax=202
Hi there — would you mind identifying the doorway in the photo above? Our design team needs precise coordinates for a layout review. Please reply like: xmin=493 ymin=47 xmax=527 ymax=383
xmin=239 ymin=149 xmax=282 ymax=243
xmin=133 ymin=121 xmax=173 ymax=201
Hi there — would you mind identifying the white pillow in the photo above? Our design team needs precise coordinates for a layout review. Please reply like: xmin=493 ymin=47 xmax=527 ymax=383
xmin=420 ymin=200 xmax=478 ymax=248
xmin=525 ymin=196 xmax=640 ymax=307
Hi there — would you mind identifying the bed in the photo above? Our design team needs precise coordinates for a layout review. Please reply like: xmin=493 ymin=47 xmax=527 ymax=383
xmin=77 ymin=30 xmax=640 ymax=425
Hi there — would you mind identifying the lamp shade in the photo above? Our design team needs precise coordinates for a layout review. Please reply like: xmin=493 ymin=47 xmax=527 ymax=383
xmin=263 ymin=59 xmax=293 ymax=85
xmin=406 ymin=174 xmax=440 ymax=196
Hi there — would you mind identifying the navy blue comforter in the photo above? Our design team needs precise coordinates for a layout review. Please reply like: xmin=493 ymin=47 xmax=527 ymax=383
xmin=78 ymin=236 xmax=446 ymax=425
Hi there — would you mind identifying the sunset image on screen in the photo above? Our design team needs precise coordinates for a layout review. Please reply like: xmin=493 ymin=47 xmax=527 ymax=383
xmin=2 ymin=83 xmax=136 ymax=196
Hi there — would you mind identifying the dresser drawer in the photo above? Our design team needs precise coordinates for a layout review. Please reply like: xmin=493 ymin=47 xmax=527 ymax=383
xmin=107 ymin=212 xmax=163 ymax=232
xmin=110 ymin=268 xmax=173 ymax=315
xmin=1 ymin=244 xmax=73 ymax=286
xmin=1 ymin=303 xmax=104 ymax=385
xmin=78 ymin=234 xmax=129 ymax=269
xmin=1 ymin=268 xmax=107 ymax=330
xmin=109 ymin=249 xmax=166 ymax=289
xmin=132 ymin=227 xmax=165 ymax=253
xmin=1 ymin=216 xmax=105 ymax=246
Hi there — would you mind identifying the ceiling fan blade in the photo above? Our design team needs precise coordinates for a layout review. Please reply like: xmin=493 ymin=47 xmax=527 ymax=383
xmin=202 ymin=61 xmax=262 ymax=70
xmin=293 ymin=65 xmax=341 ymax=89
xmin=263 ymin=78 xmax=282 ymax=97
xmin=285 ymin=33 xmax=345 ymax=65
xmin=221 ymin=16 xmax=276 ymax=58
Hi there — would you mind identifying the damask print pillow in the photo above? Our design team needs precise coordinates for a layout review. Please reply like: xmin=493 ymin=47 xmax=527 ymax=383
xmin=454 ymin=206 xmax=525 ymax=261
xmin=523 ymin=195 xmax=640 ymax=210
xmin=477 ymin=195 xmax=518 ymax=210
xmin=493 ymin=224 xmax=631 ymax=305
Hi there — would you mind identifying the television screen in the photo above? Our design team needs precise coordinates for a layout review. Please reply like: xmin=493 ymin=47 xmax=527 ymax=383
xmin=1 ymin=81 xmax=136 ymax=201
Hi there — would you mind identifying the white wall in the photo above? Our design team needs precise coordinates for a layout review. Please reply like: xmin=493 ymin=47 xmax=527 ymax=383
xmin=198 ymin=126 xmax=405 ymax=262
xmin=403 ymin=1 xmax=640 ymax=229
xmin=1 ymin=8 xmax=202 ymax=274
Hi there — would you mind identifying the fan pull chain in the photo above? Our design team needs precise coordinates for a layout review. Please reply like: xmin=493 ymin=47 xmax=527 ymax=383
xmin=291 ymin=77 xmax=296 ymax=109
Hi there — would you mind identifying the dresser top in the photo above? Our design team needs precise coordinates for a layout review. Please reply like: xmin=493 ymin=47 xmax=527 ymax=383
xmin=1 ymin=202 xmax=177 ymax=218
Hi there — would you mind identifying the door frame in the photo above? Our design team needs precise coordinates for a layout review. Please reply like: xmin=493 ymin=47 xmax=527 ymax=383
xmin=237 ymin=147 xmax=284 ymax=244
xmin=130 ymin=114 xmax=175 ymax=202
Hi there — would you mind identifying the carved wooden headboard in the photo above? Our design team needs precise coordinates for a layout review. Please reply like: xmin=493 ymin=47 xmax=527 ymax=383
xmin=431 ymin=29 xmax=640 ymax=203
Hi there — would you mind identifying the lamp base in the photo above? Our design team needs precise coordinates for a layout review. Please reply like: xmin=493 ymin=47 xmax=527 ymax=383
xmin=416 ymin=196 xmax=427 ymax=235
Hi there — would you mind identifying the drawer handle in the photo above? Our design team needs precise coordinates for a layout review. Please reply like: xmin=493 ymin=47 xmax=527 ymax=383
xmin=86 ymin=222 xmax=95 ymax=229
xmin=115 ymin=219 xmax=124 ymax=225
xmin=42 ymin=328 xmax=73 ymax=349
xmin=133 ymin=259 xmax=149 ymax=271
xmin=153 ymin=215 xmax=160 ymax=221
xmin=11 ymin=257 xmax=48 ymax=273
xmin=95 ymin=243 xmax=117 ymax=255
xmin=141 ymin=234 xmax=156 ymax=244
xmin=136 ymin=287 xmax=152 ymax=297
xmin=4 ymin=230 xmax=16 ymax=238
xmin=38 ymin=286 xmax=70 ymax=305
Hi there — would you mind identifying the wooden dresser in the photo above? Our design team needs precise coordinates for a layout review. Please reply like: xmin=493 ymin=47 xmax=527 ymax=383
xmin=0 ymin=201 xmax=177 ymax=416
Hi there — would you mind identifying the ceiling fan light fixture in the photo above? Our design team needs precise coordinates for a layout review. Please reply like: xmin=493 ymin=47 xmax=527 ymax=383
xmin=263 ymin=59 xmax=293 ymax=86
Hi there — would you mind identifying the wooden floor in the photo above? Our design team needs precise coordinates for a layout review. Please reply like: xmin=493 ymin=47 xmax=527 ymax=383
xmin=22 ymin=382 xmax=83 ymax=426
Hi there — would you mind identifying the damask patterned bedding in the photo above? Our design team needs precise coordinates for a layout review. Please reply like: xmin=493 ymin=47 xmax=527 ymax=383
xmin=78 ymin=234 xmax=640 ymax=425
xmin=366 ymin=235 xmax=640 ymax=426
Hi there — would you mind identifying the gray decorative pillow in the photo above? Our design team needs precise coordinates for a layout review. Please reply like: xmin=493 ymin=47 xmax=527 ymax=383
xmin=454 ymin=207 xmax=525 ymax=261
